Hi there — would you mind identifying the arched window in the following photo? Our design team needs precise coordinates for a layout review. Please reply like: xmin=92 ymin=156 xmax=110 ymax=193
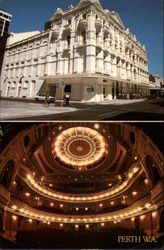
xmin=12 ymin=81 xmax=16 ymax=89
xmin=23 ymin=81 xmax=28 ymax=89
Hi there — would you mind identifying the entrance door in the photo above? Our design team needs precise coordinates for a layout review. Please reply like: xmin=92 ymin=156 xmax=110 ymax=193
xmin=116 ymin=82 xmax=119 ymax=99
xmin=103 ymin=86 xmax=107 ymax=98
xmin=6 ymin=86 xmax=10 ymax=97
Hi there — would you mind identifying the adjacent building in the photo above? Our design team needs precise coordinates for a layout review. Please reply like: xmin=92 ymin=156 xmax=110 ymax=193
xmin=0 ymin=0 xmax=150 ymax=102
xmin=149 ymin=74 xmax=164 ymax=97
xmin=0 ymin=9 xmax=12 ymax=76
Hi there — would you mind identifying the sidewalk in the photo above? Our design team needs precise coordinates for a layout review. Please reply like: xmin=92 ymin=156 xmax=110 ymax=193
xmin=0 ymin=100 xmax=77 ymax=120
xmin=98 ymin=98 xmax=147 ymax=105
xmin=1 ymin=96 xmax=147 ymax=106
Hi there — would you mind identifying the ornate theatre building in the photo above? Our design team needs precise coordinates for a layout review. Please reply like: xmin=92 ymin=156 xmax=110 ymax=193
xmin=0 ymin=0 xmax=150 ymax=102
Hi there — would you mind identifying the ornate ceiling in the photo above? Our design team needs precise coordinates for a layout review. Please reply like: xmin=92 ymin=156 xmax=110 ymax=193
xmin=51 ymin=126 xmax=109 ymax=170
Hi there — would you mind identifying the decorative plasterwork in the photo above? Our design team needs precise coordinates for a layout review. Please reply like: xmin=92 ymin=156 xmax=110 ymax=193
xmin=8 ymin=195 xmax=156 ymax=224
xmin=51 ymin=127 xmax=108 ymax=170
xmin=22 ymin=165 xmax=142 ymax=203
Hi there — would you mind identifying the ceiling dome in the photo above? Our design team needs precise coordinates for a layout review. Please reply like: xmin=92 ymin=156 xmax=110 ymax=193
xmin=51 ymin=127 xmax=108 ymax=170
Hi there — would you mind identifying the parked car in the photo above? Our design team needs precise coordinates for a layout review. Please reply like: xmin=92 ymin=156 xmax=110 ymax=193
xmin=34 ymin=94 xmax=55 ymax=103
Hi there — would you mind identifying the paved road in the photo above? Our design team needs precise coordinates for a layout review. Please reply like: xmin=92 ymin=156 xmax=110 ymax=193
xmin=0 ymin=98 xmax=164 ymax=121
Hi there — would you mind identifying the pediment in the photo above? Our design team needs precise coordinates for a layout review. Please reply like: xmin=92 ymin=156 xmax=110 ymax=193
xmin=110 ymin=12 xmax=125 ymax=29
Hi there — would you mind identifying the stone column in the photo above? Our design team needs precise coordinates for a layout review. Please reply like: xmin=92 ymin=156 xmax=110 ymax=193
xmin=105 ymin=53 xmax=111 ymax=75
xmin=86 ymin=13 xmax=96 ymax=73
xmin=106 ymin=82 xmax=113 ymax=100
xmin=74 ymin=47 xmax=81 ymax=73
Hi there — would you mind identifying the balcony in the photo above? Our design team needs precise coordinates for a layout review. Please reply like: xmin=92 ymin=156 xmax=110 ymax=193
xmin=104 ymin=24 xmax=110 ymax=36
xmin=0 ymin=184 xmax=11 ymax=205
xmin=78 ymin=19 xmax=88 ymax=30
xmin=63 ymin=42 xmax=70 ymax=52
xmin=76 ymin=41 xmax=87 ymax=49
xmin=52 ymin=29 xmax=59 ymax=38
xmin=63 ymin=24 xmax=71 ymax=34
xmin=95 ymin=19 xmax=102 ymax=31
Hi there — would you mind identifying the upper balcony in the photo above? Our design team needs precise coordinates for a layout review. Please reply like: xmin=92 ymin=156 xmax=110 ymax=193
xmin=78 ymin=19 xmax=88 ymax=30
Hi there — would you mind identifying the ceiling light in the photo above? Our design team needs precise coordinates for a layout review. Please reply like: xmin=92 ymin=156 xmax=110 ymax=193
xmin=85 ymin=207 xmax=88 ymax=211
xmin=12 ymin=215 xmax=17 ymax=221
xmin=145 ymin=203 xmax=151 ymax=208
xmin=50 ymin=202 xmax=54 ymax=207
xmin=94 ymin=123 xmax=100 ymax=129
xmin=59 ymin=223 xmax=63 ymax=227
xmin=132 ymin=191 xmax=137 ymax=196
xmin=152 ymin=211 xmax=157 ymax=218
xmin=110 ymin=201 xmax=114 ymax=205
xmin=85 ymin=224 xmax=90 ymax=229
xmin=144 ymin=179 xmax=148 ymax=184
xmin=28 ymin=219 xmax=33 ymax=223
xmin=60 ymin=204 xmax=64 ymax=208
xmin=99 ymin=203 xmax=103 ymax=208
xmin=75 ymin=207 xmax=79 ymax=211
xmin=75 ymin=224 xmax=79 ymax=229
xmin=101 ymin=223 xmax=105 ymax=227
xmin=128 ymin=172 xmax=133 ymax=178
xmin=140 ymin=215 xmax=145 ymax=220
xmin=12 ymin=205 xmax=17 ymax=210
xmin=25 ymin=192 xmax=30 ymax=197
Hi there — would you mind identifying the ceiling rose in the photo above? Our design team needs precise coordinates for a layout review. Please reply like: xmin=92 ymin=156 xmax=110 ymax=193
xmin=51 ymin=127 xmax=108 ymax=170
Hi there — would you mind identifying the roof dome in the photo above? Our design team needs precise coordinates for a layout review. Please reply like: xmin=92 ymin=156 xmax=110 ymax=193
xmin=79 ymin=0 xmax=101 ymax=6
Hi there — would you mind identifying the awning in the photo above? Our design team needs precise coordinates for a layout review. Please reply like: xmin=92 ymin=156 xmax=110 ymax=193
xmin=39 ymin=74 xmax=150 ymax=87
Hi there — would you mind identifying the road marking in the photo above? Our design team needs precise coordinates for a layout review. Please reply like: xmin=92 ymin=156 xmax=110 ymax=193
xmin=98 ymin=111 xmax=123 ymax=118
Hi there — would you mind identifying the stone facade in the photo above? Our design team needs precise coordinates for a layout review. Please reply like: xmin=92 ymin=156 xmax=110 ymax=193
xmin=0 ymin=0 xmax=150 ymax=102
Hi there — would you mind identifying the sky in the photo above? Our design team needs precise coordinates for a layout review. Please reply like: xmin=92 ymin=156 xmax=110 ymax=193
xmin=0 ymin=0 xmax=163 ymax=77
